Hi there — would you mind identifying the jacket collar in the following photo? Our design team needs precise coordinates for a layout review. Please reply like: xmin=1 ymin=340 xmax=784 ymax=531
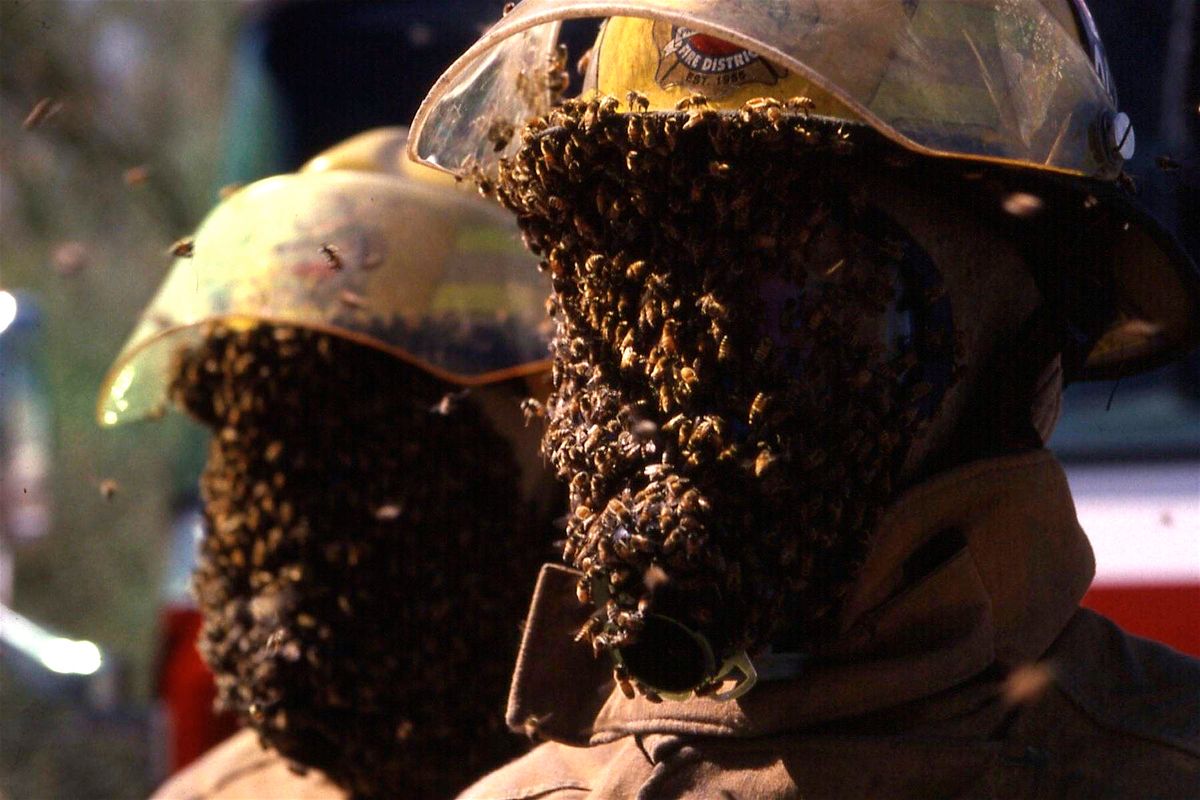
xmin=506 ymin=451 xmax=1095 ymax=745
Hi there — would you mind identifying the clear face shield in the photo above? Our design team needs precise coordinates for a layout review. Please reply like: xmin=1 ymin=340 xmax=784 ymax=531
xmin=98 ymin=129 xmax=552 ymax=427
xmin=409 ymin=0 xmax=1124 ymax=184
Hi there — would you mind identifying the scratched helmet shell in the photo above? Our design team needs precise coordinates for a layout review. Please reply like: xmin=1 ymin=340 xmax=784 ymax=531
xmin=408 ymin=0 xmax=1199 ymax=380
xmin=98 ymin=128 xmax=551 ymax=426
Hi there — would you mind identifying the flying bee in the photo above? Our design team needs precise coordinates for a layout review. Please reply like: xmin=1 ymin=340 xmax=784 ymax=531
xmin=748 ymin=392 xmax=771 ymax=426
xmin=169 ymin=237 xmax=195 ymax=258
xmin=683 ymin=107 xmax=715 ymax=131
xmin=597 ymin=95 xmax=621 ymax=117
xmin=627 ymin=532 xmax=656 ymax=553
xmin=698 ymin=293 xmax=728 ymax=321
xmin=743 ymin=97 xmax=781 ymax=112
xmin=23 ymin=97 xmax=63 ymax=130
xmin=1155 ymin=155 xmax=1181 ymax=172
xmin=614 ymin=663 xmax=637 ymax=699
xmin=662 ymin=115 xmax=681 ymax=148
xmin=520 ymin=397 xmax=546 ymax=420
xmin=576 ymin=576 xmax=594 ymax=605
xmin=625 ymin=259 xmax=649 ymax=281
xmin=754 ymin=448 xmax=779 ymax=478
xmin=122 ymin=165 xmax=151 ymax=187
xmin=522 ymin=713 xmax=552 ymax=741
xmin=659 ymin=319 xmax=681 ymax=353
xmin=575 ymin=613 xmax=605 ymax=646
xmin=641 ymin=117 xmax=662 ymax=150
xmin=374 ymin=504 xmax=403 ymax=521
xmin=786 ymin=96 xmax=817 ymax=114
xmin=576 ymin=47 xmax=594 ymax=77
xmin=546 ymin=44 xmax=571 ymax=96
xmin=486 ymin=119 xmax=515 ymax=152
xmin=753 ymin=338 xmax=774 ymax=365
xmin=626 ymin=115 xmax=643 ymax=146
xmin=319 ymin=243 xmax=343 ymax=271
xmin=539 ymin=137 xmax=561 ymax=171
xmin=658 ymin=383 xmax=673 ymax=413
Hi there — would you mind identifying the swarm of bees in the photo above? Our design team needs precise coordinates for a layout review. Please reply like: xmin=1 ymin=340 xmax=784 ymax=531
xmin=492 ymin=96 xmax=951 ymax=693
xmin=168 ymin=322 xmax=550 ymax=798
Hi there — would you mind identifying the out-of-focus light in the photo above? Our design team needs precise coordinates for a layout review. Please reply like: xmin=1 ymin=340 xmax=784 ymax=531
xmin=110 ymin=364 xmax=136 ymax=401
xmin=40 ymin=637 xmax=104 ymax=676
xmin=1002 ymin=192 xmax=1044 ymax=218
xmin=0 ymin=603 xmax=104 ymax=676
xmin=0 ymin=290 xmax=17 ymax=335
xmin=102 ymin=410 xmax=120 ymax=426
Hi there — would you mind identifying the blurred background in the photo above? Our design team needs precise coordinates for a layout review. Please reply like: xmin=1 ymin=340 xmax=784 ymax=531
xmin=0 ymin=1 xmax=1196 ymax=798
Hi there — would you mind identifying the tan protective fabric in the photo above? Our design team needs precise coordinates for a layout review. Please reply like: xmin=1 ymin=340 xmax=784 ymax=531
xmin=150 ymin=729 xmax=343 ymax=800
xmin=462 ymin=451 xmax=1200 ymax=799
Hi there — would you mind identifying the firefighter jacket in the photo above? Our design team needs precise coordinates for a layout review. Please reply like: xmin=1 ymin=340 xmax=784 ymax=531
xmin=461 ymin=451 xmax=1200 ymax=799
xmin=151 ymin=728 xmax=343 ymax=800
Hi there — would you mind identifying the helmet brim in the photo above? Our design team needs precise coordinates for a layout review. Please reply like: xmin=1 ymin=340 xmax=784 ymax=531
xmin=944 ymin=153 xmax=1200 ymax=381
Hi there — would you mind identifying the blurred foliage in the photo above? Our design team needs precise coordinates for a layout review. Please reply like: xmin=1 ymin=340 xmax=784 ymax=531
xmin=0 ymin=662 xmax=155 ymax=799
xmin=1 ymin=0 xmax=241 ymax=796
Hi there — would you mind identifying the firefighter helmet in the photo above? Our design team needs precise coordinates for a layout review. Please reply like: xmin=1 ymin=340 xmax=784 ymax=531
xmin=98 ymin=128 xmax=551 ymax=426
xmin=409 ymin=0 xmax=1198 ymax=379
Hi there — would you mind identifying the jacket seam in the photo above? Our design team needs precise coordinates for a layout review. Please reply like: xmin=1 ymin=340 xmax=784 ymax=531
xmin=469 ymin=781 xmax=591 ymax=800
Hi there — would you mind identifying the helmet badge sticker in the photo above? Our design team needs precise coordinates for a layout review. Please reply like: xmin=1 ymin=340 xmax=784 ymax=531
xmin=653 ymin=22 xmax=788 ymax=97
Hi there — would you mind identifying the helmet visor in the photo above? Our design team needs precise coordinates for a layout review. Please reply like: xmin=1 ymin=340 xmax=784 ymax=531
xmin=410 ymin=0 xmax=1117 ymax=179
xmin=99 ymin=171 xmax=551 ymax=426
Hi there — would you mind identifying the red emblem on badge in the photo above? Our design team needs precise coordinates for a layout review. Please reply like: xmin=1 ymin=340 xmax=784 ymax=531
xmin=653 ymin=23 xmax=788 ymax=97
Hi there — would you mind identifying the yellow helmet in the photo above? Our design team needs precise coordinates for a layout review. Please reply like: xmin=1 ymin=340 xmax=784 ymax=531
xmin=409 ymin=0 xmax=1199 ymax=380
xmin=98 ymin=128 xmax=551 ymax=427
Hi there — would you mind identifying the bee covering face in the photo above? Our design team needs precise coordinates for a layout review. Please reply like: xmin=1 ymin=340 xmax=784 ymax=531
xmin=170 ymin=322 xmax=557 ymax=798
xmin=493 ymin=97 xmax=1037 ymax=698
